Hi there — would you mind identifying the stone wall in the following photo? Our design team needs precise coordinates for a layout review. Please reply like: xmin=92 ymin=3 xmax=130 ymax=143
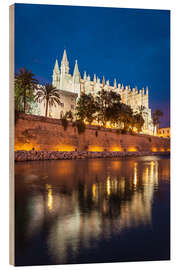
xmin=15 ymin=150 xmax=170 ymax=162
xmin=15 ymin=113 xmax=170 ymax=153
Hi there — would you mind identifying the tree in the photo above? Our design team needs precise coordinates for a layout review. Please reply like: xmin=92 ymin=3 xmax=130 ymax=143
xmin=35 ymin=83 xmax=61 ymax=117
xmin=152 ymin=109 xmax=163 ymax=134
xmin=132 ymin=113 xmax=145 ymax=133
xmin=64 ymin=110 xmax=74 ymax=122
xmin=117 ymin=103 xmax=133 ymax=131
xmin=95 ymin=89 xmax=122 ymax=126
xmin=15 ymin=80 xmax=24 ymax=112
xmin=76 ymin=92 xmax=97 ymax=124
xmin=15 ymin=68 xmax=38 ymax=113
xmin=75 ymin=88 xmax=145 ymax=134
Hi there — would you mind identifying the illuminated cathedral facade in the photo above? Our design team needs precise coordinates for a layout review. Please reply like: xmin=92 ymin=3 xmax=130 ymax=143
xmin=38 ymin=49 xmax=154 ymax=135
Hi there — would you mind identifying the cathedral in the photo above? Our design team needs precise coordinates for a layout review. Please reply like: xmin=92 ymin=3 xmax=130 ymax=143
xmin=38 ymin=49 xmax=154 ymax=135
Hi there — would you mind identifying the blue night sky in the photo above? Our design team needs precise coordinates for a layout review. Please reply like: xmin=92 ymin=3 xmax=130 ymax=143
xmin=15 ymin=4 xmax=170 ymax=127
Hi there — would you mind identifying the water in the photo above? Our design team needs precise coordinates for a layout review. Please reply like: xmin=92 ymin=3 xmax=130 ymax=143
xmin=15 ymin=156 xmax=170 ymax=266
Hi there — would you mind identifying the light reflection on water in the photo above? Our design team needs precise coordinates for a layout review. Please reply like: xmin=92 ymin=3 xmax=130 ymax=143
xmin=15 ymin=156 xmax=170 ymax=265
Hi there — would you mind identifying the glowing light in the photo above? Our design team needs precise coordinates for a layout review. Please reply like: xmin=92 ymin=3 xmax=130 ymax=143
xmin=128 ymin=147 xmax=137 ymax=152
xmin=120 ymin=177 xmax=125 ymax=192
xmin=14 ymin=143 xmax=37 ymax=151
xmin=112 ymin=161 xmax=121 ymax=170
xmin=152 ymin=147 xmax=158 ymax=152
xmin=105 ymin=121 xmax=115 ymax=128
xmin=150 ymin=161 xmax=154 ymax=166
xmin=160 ymin=148 xmax=165 ymax=152
xmin=105 ymin=122 xmax=111 ymax=128
xmin=133 ymin=162 xmax=138 ymax=186
xmin=88 ymin=146 xmax=104 ymax=152
xmin=46 ymin=184 xmax=53 ymax=210
xmin=167 ymin=148 xmax=170 ymax=152
xmin=150 ymin=161 xmax=154 ymax=182
xmin=113 ymin=178 xmax=118 ymax=191
xmin=111 ymin=147 xmax=123 ymax=152
xmin=92 ymin=184 xmax=96 ymax=201
xmin=143 ymin=167 xmax=149 ymax=183
xmin=56 ymin=145 xmax=75 ymax=151
xmin=106 ymin=178 xmax=111 ymax=196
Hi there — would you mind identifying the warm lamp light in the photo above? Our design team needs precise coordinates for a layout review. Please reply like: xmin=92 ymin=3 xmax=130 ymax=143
xmin=14 ymin=143 xmax=37 ymax=151
xmin=56 ymin=145 xmax=75 ymax=151
xmin=106 ymin=178 xmax=111 ymax=196
xmin=111 ymin=147 xmax=123 ymax=152
xmin=46 ymin=184 xmax=53 ymax=210
xmin=88 ymin=146 xmax=104 ymax=152
xmin=128 ymin=147 xmax=137 ymax=152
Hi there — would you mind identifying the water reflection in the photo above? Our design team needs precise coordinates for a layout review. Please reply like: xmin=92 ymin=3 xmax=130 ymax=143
xmin=15 ymin=156 xmax=170 ymax=265
xmin=46 ymin=184 xmax=53 ymax=211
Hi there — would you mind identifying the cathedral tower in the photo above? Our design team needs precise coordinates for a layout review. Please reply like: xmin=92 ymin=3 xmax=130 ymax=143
xmin=73 ymin=60 xmax=81 ymax=96
xmin=60 ymin=49 xmax=69 ymax=74
xmin=52 ymin=59 xmax=60 ymax=88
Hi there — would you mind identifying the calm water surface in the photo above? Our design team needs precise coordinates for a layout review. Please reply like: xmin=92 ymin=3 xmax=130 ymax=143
xmin=15 ymin=156 xmax=170 ymax=266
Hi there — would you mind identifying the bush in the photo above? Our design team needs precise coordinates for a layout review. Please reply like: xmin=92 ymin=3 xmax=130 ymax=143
xmin=121 ymin=128 xmax=127 ymax=134
xmin=61 ymin=118 xmax=68 ymax=131
xmin=130 ymin=130 xmax=136 ymax=135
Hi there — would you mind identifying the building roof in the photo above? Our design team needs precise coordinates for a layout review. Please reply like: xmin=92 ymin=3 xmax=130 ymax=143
xmin=58 ymin=89 xmax=78 ymax=98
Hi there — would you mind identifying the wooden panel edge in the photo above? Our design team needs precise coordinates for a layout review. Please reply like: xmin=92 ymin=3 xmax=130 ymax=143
xmin=9 ymin=4 xmax=15 ymax=266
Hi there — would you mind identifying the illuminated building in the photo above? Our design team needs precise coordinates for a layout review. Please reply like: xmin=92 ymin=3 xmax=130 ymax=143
xmin=36 ymin=49 xmax=154 ymax=135
xmin=157 ymin=127 xmax=170 ymax=138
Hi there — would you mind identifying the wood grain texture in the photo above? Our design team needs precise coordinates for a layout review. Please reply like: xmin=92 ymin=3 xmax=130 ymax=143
xmin=9 ymin=4 xmax=14 ymax=266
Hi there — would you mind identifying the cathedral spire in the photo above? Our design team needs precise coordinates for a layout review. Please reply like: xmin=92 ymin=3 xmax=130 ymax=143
xmin=102 ymin=76 xmax=105 ymax=87
xmin=114 ymin=78 xmax=117 ymax=88
xmin=93 ymin=74 xmax=96 ymax=83
xmin=73 ymin=60 xmax=80 ymax=77
xmin=62 ymin=49 xmax=68 ymax=63
xmin=52 ymin=59 xmax=60 ymax=88
xmin=53 ymin=59 xmax=60 ymax=73
xmin=83 ymin=71 xmax=87 ymax=80
xmin=61 ymin=49 xmax=69 ymax=74
xmin=73 ymin=60 xmax=80 ymax=84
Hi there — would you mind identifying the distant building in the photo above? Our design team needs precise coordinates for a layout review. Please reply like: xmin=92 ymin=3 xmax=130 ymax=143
xmin=157 ymin=127 xmax=170 ymax=138
xmin=37 ymin=49 xmax=154 ymax=134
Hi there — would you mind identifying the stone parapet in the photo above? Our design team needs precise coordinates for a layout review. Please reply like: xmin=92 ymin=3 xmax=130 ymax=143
xmin=15 ymin=113 xmax=170 ymax=153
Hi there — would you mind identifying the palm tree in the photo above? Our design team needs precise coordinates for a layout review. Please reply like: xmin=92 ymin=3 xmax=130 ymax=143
xmin=152 ymin=109 xmax=163 ymax=135
xmin=35 ymin=83 xmax=61 ymax=117
xmin=15 ymin=68 xmax=38 ymax=113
